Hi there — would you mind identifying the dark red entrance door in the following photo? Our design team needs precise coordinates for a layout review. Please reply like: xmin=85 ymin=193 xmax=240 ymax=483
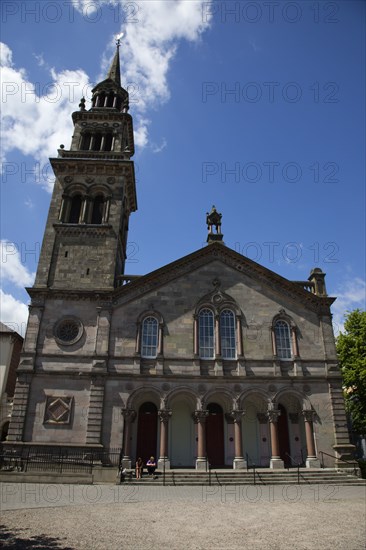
xmin=278 ymin=404 xmax=291 ymax=467
xmin=136 ymin=402 xmax=158 ymax=464
xmin=206 ymin=403 xmax=225 ymax=467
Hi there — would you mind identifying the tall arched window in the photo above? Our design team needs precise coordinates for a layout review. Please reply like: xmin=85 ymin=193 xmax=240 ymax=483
xmin=91 ymin=195 xmax=104 ymax=224
xmin=199 ymin=308 xmax=215 ymax=359
xmin=274 ymin=320 xmax=292 ymax=359
xmin=92 ymin=134 xmax=102 ymax=151
xmin=220 ymin=309 xmax=236 ymax=359
xmin=103 ymin=134 xmax=113 ymax=151
xmin=141 ymin=317 xmax=159 ymax=358
xmin=68 ymin=194 xmax=82 ymax=223
xmin=81 ymin=133 xmax=91 ymax=150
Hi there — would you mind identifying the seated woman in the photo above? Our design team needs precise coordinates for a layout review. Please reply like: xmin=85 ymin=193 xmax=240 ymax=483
xmin=135 ymin=457 xmax=143 ymax=479
xmin=146 ymin=456 xmax=157 ymax=477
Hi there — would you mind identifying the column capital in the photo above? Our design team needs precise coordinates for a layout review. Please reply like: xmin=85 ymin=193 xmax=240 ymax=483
xmin=121 ymin=408 xmax=136 ymax=422
xmin=158 ymin=409 xmax=172 ymax=424
xmin=230 ymin=410 xmax=245 ymax=423
xmin=302 ymin=410 xmax=316 ymax=422
xmin=267 ymin=409 xmax=281 ymax=423
xmin=193 ymin=410 xmax=209 ymax=424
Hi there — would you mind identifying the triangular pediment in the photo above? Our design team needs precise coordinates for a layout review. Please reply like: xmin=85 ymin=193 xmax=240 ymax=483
xmin=113 ymin=243 xmax=335 ymax=312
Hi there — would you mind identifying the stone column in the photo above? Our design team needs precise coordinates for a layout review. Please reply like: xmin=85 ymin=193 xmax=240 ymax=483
xmin=193 ymin=410 xmax=209 ymax=470
xmin=158 ymin=409 xmax=172 ymax=470
xmin=291 ymin=327 xmax=299 ymax=357
xmin=193 ymin=315 xmax=198 ymax=356
xmin=215 ymin=315 xmax=221 ymax=356
xmin=230 ymin=410 xmax=246 ymax=469
xmin=302 ymin=410 xmax=320 ymax=468
xmin=268 ymin=409 xmax=284 ymax=469
xmin=121 ymin=408 xmax=136 ymax=468
xmin=236 ymin=316 xmax=243 ymax=357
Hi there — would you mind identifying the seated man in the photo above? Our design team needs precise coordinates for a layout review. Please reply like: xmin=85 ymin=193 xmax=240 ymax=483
xmin=146 ymin=456 xmax=157 ymax=477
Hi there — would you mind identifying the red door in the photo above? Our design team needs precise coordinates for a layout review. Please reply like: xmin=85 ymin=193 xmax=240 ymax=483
xmin=278 ymin=404 xmax=291 ymax=467
xmin=136 ymin=402 xmax=158 ymax=464
xmin=206 ymin=403 xmax=225 ymax=467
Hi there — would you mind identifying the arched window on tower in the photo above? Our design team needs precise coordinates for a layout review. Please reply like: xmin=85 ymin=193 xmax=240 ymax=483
xmin=91 ymin=195 xmax=104 ymax=224
xmin=274 ymin=320 xmax=292 ymax=359
xmin=81 ymin=133 xmax=91 ymax=150
xmin=103 ymin=133 xmax=113 ymax=151
xmin=106 ymin=94 xmax=114 ymax=107
xmin=220 ymin=309 xmax=236 ymax=359
xmin=68 ymin=194 xmax=82 ymax=223
xmin=199 ymin=308 xmax=215 ymax=359
xmin=141 ymin=317 xmax=159 ymax=358
xmin=92 ymin=134 xmax=102 ymax=151
xmin=97 ymin=92 xmax=106 ymax=107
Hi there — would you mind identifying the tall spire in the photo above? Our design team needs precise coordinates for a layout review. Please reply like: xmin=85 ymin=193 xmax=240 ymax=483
xmin=107 ymin=40 xmax=121 ymax=87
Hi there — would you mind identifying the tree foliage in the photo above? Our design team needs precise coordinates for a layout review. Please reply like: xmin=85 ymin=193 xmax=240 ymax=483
xmin=336 ymin=309 xmax=366 ymax=434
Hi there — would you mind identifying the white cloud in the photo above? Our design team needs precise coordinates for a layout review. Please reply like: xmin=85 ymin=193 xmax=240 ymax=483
xmin=331 ymin=277 xmax=366 ymax=335
xmin=92 ymin=1 xmax=212 ymax=148
xmin=152 ymin=138 xmax=167 ymax=154
xmin=0 ymin=290 xmax=29 ymax=337
xmin=0 ymin=42 xmax=92 ymax=190
xmin=0 ymin=240 xmax=36 ymax=288
xmin=1 ymin=2 xmax=211 ymax=179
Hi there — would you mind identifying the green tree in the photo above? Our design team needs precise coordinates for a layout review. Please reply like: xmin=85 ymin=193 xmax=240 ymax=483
xmin=336 ymin=309 xmax=366 ymax=434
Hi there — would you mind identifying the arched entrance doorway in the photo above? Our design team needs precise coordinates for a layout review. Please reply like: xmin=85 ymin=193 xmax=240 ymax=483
xmin=170 ymin=398 xmax=195 ymax=467
xmin=278 ymin=404 xmax=291 ymax=467
xmin=206 ymin=403 xmax=225 ymax=467
xmin=136 ymin=402 xmax=158 ymax=463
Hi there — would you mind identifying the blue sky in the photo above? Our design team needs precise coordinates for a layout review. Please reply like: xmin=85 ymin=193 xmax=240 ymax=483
xmin=1 ymin=0 xmax=365 ymax=336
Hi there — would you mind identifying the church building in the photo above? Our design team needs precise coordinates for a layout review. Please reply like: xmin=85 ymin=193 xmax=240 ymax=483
xmin=6 ymin=44 xmax=354 ymax=472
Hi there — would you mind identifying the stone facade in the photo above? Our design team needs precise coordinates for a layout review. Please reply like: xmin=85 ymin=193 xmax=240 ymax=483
xmin=0 ymin=323 xmax=23 ymax=441
xmin=6 ymin=46 xmax=353 ymax=470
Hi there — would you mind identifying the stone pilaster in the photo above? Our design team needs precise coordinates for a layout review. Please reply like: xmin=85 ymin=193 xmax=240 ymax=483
xmin=6 ymin=374 xmax=31 ymax=442
xmin=85 ymin=376 xmax=105 ymax=445
xmin=328 ymin=380 xmax=355 ymax=467
xmin=95 ymin=306 xmax=111 ymax=355
xmin=121 ymin=408 xmax=136 ymax=468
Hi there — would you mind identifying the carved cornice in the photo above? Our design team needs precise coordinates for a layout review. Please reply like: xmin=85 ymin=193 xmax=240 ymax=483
xmin=112 ymin=243 xmax=335 ymax=312
xmin=53 ymin=223 xmax=114 ymax=238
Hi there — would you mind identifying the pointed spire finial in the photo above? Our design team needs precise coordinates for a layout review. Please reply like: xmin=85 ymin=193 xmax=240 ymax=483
xmin=115 ymin=32 xmax=124 ymax=49
xmin=107 ymin=35 xmax=123 ymax=87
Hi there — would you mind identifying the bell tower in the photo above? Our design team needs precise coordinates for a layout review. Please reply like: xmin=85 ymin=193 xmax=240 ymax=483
xmin=34 ymin=41 xmax=137 ymax=290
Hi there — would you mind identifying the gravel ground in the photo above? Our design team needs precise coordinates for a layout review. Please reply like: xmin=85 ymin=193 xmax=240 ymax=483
xmin=1 ymin=484 xmax=365 ymax=549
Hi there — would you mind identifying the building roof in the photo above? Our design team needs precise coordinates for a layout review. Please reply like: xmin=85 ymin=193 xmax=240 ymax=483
xmin=0 ymin=321 xmax=23 ymax=338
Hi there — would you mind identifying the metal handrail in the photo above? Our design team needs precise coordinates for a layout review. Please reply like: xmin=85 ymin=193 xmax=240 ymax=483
xmin=246 ymin=453 xmax=256 ymax=484
xmin=285 ymin=452 xmax=301 ymax=484
xmin=319 ymin=450 xmax=358 ymax=476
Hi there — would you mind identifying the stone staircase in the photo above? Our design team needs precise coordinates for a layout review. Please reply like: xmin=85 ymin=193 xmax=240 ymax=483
xmin=120 ymin=468 xmax=366 ymax=486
